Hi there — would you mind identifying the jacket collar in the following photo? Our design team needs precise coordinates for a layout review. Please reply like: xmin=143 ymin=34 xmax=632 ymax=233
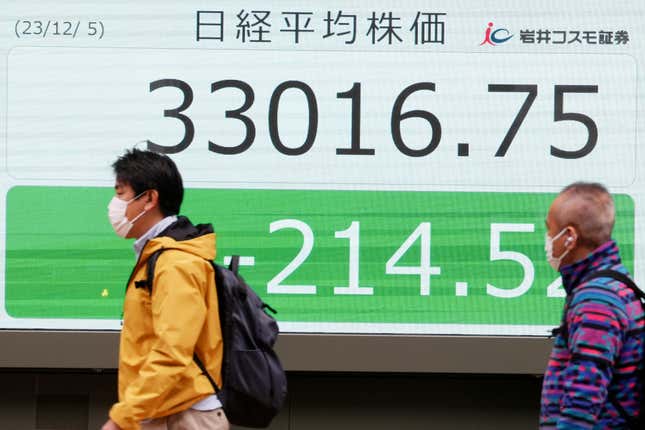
xmin=137 ymin=216 xmax=216 ymax=263
xmin=559 ymin=240 xmax=621 ymax=295
xmin=156 ymin=215 xmax=214 ymax=241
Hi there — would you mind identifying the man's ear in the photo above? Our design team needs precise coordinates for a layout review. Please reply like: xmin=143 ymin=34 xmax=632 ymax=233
xmin=564 ymin=226 xmax=578 ymax=249
xmin=143 ymin=190 xmax=159 ymax=212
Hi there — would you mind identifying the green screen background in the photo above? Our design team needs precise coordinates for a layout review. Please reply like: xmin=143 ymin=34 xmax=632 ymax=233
xmin=5 ymin=187 xmax=634 ymax=329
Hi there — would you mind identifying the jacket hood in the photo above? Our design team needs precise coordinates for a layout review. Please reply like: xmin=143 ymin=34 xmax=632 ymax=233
xmin=140 ymin=216 xmax=216 ymax=262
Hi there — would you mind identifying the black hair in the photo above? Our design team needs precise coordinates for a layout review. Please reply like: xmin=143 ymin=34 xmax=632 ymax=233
xmin=112 ymin=149 xmax=183 ymax=217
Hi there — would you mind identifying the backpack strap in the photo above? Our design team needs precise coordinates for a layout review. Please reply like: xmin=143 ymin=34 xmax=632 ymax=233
xmin=195 ymin=256 xmax=242 ymax=396
xmin=554 ymin=270 xmax=642 ymax=339
xmin=557 ymin=269 xmax=643 ymax=429
xmin=584 ymin=270 xmax=644 ymax=430
xmin=585 ymin=269 xmax=644 ymax=300
xmin=134 ymin=248 xmax=165 ymax=293
xmin=133 ymin=248 xmax=224 ymax=395
xmin=194 ymin=353 xmax=221 ymax=394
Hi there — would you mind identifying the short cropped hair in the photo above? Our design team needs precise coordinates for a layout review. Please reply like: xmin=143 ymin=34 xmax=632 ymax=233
xmin=559 ymin=182 xmax=615 ymax=249
xmin=112 ymin=149 xmax=183 ymax=216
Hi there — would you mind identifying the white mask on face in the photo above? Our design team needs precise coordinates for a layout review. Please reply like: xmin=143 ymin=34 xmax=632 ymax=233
xmin=107 ymin=192 xmax=147 ymax=238
xmin=545 ymin=228 xmax=571 ymax=271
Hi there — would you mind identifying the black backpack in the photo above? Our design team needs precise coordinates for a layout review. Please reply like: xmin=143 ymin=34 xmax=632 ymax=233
xmin=553 ymin=269 xmax=645 ymax=429
xmin=137 ymin=250 xmax=288 ymax=428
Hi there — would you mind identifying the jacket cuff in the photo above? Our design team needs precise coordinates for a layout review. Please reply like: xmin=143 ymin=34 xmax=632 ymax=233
xmin=109 ymin=402 xmax=140 ymax=430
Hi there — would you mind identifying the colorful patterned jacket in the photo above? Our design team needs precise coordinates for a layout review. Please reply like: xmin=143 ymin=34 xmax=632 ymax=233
xmin=540 ymin=240 xmax=644 ymax=429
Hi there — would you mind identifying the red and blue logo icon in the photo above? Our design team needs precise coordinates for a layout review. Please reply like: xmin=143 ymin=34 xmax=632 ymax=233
xmin=480 ymin=22 xmax=513 ymax=45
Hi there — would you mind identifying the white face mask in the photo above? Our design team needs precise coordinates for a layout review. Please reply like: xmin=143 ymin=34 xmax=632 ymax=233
xmin=545 ymin=228 xmax=570 ymax=271
xmin=107 ymin=192 xmax=147 ymax=238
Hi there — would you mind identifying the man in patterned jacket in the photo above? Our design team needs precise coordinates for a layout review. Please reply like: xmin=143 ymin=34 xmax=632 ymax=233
xmin=540 ymin=182 xmax=644 ymax=429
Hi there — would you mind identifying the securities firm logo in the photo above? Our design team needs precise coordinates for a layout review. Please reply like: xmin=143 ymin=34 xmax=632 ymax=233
xmin=480 ymin=22 xmax=513 ymax=46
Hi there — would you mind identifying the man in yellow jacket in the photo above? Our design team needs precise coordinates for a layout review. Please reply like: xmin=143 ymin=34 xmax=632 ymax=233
xmin=102 ymin=149 xmax=227 ymax=430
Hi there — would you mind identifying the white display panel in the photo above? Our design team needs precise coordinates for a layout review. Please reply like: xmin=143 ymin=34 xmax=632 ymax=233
xmin=0 ymin=1 xmax=643 ymax=335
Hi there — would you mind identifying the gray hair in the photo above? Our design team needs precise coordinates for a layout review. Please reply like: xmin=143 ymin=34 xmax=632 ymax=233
xmin=559 ymin=182 xmax=615 ymax=248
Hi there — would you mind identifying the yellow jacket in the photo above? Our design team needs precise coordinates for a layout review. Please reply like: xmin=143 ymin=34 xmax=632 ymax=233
xmin=110 ymin=218 xmax=223 ymax=430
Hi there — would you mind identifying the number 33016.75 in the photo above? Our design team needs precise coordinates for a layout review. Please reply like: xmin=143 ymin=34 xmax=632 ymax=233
xmin=147 ymin=79 xmax=598 ymax=160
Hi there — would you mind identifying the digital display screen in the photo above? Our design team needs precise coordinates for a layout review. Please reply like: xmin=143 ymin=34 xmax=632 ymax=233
xmin=0 ymin=1 xmax=642 ymax=336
